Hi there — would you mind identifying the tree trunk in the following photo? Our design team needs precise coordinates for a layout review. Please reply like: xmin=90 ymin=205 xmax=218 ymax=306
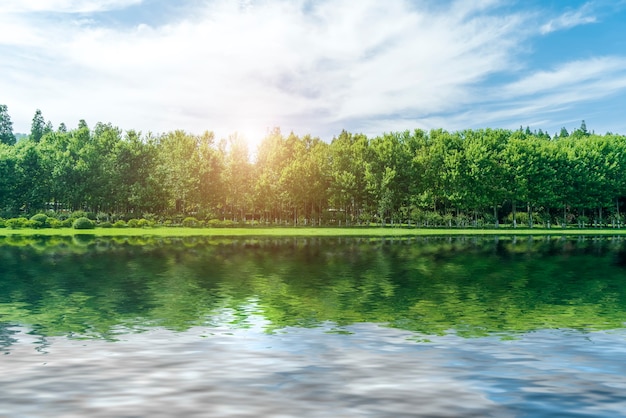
xmin=494 ymin=204 xmax=498 ymax=228
xmin=599 ymin=207 xmax=603 ymax=228
xmin=512 ymin=200 xmax=517 ymax=228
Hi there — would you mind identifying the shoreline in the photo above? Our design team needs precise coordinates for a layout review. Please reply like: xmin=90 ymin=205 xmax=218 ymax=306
xmin=3 ymin=226 xmax=626 ymax=237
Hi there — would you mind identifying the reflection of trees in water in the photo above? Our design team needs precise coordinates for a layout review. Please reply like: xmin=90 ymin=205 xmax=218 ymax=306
xmin=1 ymin=236 xmax=626 ymax=341
xmin=0 ymin=323 xmax=19 ymax=352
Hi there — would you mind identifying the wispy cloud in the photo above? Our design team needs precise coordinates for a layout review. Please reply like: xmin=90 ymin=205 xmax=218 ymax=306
xmin=440 ymin=57 xmax=626 ymax=133
xmin=0 ymin=0 xmax=625 ymax=141
xmin=0 ymin=0 xmax=142 ymax=13
xmin=502 ymin=57 xmax=626 ymax=97
xmin=0 ymin=0 xmax=532 ymax=139
xmin=540 ymin=3 xmax=597 ymax=34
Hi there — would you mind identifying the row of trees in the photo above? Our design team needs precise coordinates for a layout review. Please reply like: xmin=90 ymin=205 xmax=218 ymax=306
xmin=1 ymin=106 xmax=625 ymax=227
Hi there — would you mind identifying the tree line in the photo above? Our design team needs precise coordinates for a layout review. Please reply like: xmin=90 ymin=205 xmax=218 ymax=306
xmin=1 ymin=105 xmax=625 ymax=228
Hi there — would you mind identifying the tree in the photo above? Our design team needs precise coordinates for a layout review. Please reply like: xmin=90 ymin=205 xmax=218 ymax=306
xmin=154 ymin=130 xmax=202 ymax=215
xmin=571 ymin=120 xmax=590 ymax=139
xmin=13 ymin=140 xmax=51 ymax=213
xmin=280 ymin=134 xmax=328 ymax=225
xmin=327 ymin=130 xmax=369 ymax=224
xmin=30 ymin=109 xmax=46 ymax=142
xmin=223 ymin=133 xmax=253 ymax=221
xmin=118 ymin=130 xmax=165 ymax=214
xmin=0 ymin=144 xmax=18 ymax=213
xmin=462 ymin=129 xmax=509 ymax=226
xmin=0 ymin=104 xmax=16 ymax=145
xmin=194 ymin=131 xmax=223 ymax=215
xmin=254 ymin=128 xmax=294 ymax=223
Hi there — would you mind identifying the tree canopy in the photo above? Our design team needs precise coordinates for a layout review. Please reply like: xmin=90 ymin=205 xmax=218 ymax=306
xmin=1 ymin=105 xmax=625 ymax=228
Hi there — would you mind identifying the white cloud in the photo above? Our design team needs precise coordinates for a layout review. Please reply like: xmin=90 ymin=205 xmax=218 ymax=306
xmin=3 ymin=0 xmax=529 ymax=138
xmin=0 ymin=0 xmax=625 ymax=142
xmin=0 ymin=0 xmax=142 ymax=13
xmin=439 ymin=58 xmax=626 ymax=134
xmin=502 ymin=57 xmax=626 ymax=97
xmin=540 ymin=3 xmax=597 ymax=34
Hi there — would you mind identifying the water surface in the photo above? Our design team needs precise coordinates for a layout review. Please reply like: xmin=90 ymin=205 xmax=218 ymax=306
xmin=1 ymin=235 xmax=626 ymax=417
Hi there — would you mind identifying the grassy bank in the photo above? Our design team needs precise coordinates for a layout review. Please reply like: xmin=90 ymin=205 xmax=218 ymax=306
xmin=3 ymin=226 xmax=626 ymax=237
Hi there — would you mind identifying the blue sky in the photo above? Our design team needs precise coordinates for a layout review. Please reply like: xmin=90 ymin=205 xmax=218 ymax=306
xmin=1 ymin=0 xmax=626 ymax=145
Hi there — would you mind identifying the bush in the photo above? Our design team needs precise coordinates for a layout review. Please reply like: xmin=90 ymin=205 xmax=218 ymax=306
xmin=61 ymin=218 xmax=74 ymax=228
xmin=222 ymin=219 xmax=236 ymax=228
xmin=0 ymin=218 xmax=5 ymax=228
xmin=127 ymin=218 xmax=140 ymax=228
xmin=30 ymin=213 xmax=49 ymax=228
xmin=113 ymin=220 xmax=127 ymax=228
xmin=5 ymin=217 xmax=28 ymax=229
xmin=73 ymin=217 xmax=95 ymax=229
xmin=137 ymin=219 xmax=153 ymax=228
xmin=71 ymin=210 xmax=88 ymax=219
xmin=182 ymin=217 xmax=198 ymax=227
xmin=24 ymin=220 xmax=41 ymax=229
xmin=207 ymin=219 xmax=221 ymax=228
xmin=99 ymin=221 xmax=113 ymax=228
xmin=48 ymin=219 xmax=64 ymax=228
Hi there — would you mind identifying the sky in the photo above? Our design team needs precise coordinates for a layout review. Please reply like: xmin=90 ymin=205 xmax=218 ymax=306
xmin=2 ymin=0 xmax=626 ymax=146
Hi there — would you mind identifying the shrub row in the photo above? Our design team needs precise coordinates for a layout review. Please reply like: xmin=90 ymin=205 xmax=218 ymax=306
xmin=0 ymin=214 xmax=247 ymax=229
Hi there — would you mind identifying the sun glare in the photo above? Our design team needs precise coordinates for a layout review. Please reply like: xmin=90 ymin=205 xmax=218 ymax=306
xmin=237 ymin=125 xmax=272 ymax=152
xmin=228 ymin=124 xmax=273 ymax=162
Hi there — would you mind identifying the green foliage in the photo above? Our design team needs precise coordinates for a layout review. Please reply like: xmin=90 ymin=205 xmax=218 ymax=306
xmin=71 ymin=210 xmax=89 ymax=220
xmin=30 ymin=109 xmax=46 ymax=142
xmin=113 ymin=220 xmax=127 ymax=228
xmin=0 ymin=104 xmax=16 ymax=145
xmin=72 ymin=217 xmax=95 ymax=229
xmin=505 ymin=212 xmax=544 ymax=226
xmin=142 ymin=213 xmax=157 ymax=221
xmin=96 ymin=212 xmax=110 ymax=222
xmin=99 ymin=221 xmax=113 ymax=228
xmin=182 ymin=216 xmax=198 ymax=227
xmin=24 ymin=220 xmax=40 ymax=228
xmin=127 ymin=219 xmax=140 ymax=228
xmin=48 ymin=219 xmax=64 ymax=228
xmin=2 ymin=113 xmax=626 ymax=229
xmin=29 ymin=213 xmax=49 ymax=228
xmin=206 ymin=218 xmax=238 ymax=228
xmin=5 ymin=217 xmax=28 ymax=229
xmin=137 ymin=219 xmax=152 ymax=228
xmin=68 ymin=211 xmax=96 ymax=221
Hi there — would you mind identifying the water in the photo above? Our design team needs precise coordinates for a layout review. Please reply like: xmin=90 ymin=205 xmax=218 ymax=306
xmin=1 ymin=235 xmax=626 ymax=417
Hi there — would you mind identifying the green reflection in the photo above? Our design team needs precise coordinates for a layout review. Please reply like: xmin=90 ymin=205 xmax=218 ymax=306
xmin=1 ymin=235 xmax=626 ymax=342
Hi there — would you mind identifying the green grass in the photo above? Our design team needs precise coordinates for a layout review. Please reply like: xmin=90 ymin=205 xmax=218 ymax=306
xmin=3 ymin=226 xmax=626 ymax=237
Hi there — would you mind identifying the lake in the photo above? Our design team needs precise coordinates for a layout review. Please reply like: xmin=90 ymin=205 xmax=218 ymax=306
xmin=1 ymin=235 xmax=626 ymax=417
